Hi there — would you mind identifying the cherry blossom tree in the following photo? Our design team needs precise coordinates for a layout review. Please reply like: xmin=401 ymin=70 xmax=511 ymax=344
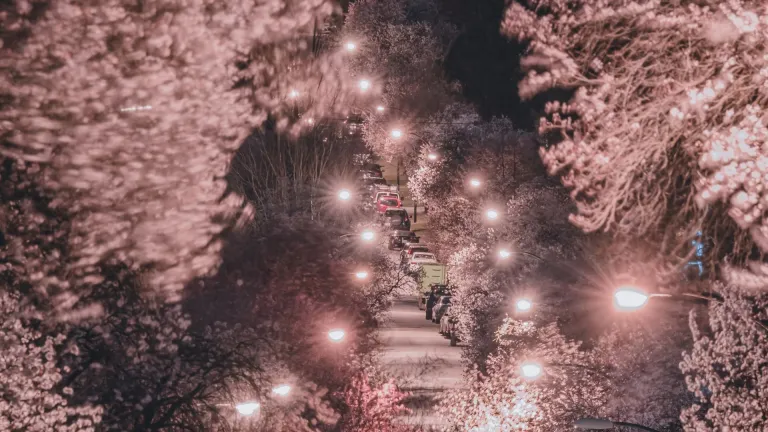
xmin=501 ymin=0 xmax=768 ymax=265
xmin=0 ymin=291 xmax=102 ymax=431
xmin=680 ymin=282 xmax=768 ymax=431
xmin=0 ymin=0 xmax=363 ymax=302
xmin=501 ymin=3 xmax=768 ymax=429
xmin=345 ymin=0 xmax=457 ymax=160
xmin=441 ymin=317 xmax=692 ymax=431
xmin=339 ymin=370 xmax=412 ymax=432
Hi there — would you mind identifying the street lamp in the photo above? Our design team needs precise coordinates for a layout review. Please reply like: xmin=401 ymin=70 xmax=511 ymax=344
xmin=289 ymin=89 xmax=299 ymax=99
xmin=376 ymin=105 xmax=385 ymax=112
xmin=499 ymin=249 xmax=511 ymax=259
xmin=612 ymin=285 xmax=768 ymax=332
xmin=272 ymin=384 xmax=292 ymax=397
xmin=520 ymin=361 xmax=543 ymax=379
xmin=354 ymin=271 xmax=369 ymax=280
xmin=575 ymin=418 xmax=661 ymax=432
xmin=328 ymin=329 xmax=345 ymax=342
xmin=613 ymin=286 xmax=650 ymax=310
xmin=516 ymin=299 xmax=533 ymax=312
xmin=338 ymin=189 xmax=351 ymax=201
xmin=344 ymin=41 xmax=357 ymax=51
xmin=390 ymin=129 xmax=403 ymax=139
xmin=469 ymin=178 xmax=482 ymax=188
xmin=358 ymin=79 xmax=371 ymax=92
xmin=361 ymin=230 xmax=375 ymax=242
xmin=486 ymin=209 xmax=499 ymax=220
xmin=427 ymin=153 xmax=438 ymax=161
xmin=235 ymin=401 xmax=260 ymax=416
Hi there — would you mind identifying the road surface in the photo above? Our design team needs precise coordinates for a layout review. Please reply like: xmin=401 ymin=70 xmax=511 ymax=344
xmin=377 ymin=158 xmax=462 ymax=427
xmin=380 ymin=296 xmax=463 ymax=426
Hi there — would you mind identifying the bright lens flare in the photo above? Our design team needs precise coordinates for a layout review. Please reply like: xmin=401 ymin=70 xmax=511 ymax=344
xmin=289 ymin=89 xmax=299 ymax=99
xmin=361 ymin=230 xmax=375 ymax=241
xmin=516 ymin=299 xmax=532 ymax=311
xmin=520 ymin=362 xmax=543 ymax=379
xmin=236 ymin=402 xmax=260 ymax=416
xmin=470 ymin=179 xmax=481 ymax=187
xmin=345 ymin=41 xmax=357 ymax=51
xmin=391 ymin=129 xmax=403 ymax=139
xmin=614 ymin=287 xmax=650 ymax=310
xmin=359 ymin=79 xmax=371 ymax=91
xmin=272 ymin=384 xmax=292 ymax=396
xmin=328 ymin=329 xmax=345 ymax=342
xmin=338 ymin=190 xmax=351 ymax=200
xmin=355 ymin=271 xmax=369 ymax=280
xmin=486 ymin=209 xmax=499 ymax=220
xmin=499 ymin=249 xmax=511 ymax=259
xmin=376 ymin=105 xmax=385 ymax=112
xmin=427 ymin=153 xmax=438 ymax=161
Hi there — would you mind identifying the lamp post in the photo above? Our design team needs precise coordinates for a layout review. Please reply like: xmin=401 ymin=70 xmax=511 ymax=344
xmin=235 ymin=401 xmax=260 ymax=416
xmin=515 ymin=298 xmax=533 ymax=312
xmin=328 ymin=329 xmax=345 ymax=342
xmin=518 ymin=360 xmax=610 ymax=380
xmin=612 ymin=286 xmax=768 ymax=332
xmin=272 ymin=384 xmax=292 ymax=397
xmin=497 ymin=248 xmax=546 ymax=264
xmin=575 ymin=418 xmax=661 ymax=432
xmin=338 ymin=189 xmax=351 ymax=201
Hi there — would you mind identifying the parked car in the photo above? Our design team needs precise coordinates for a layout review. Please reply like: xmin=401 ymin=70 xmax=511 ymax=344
xmin=409 ymin=252 xmax=437 ymax=271
xmin=364 ymin=177 xmax=387 ymax=192
xmin=439 ymin=305 xmax=452 ymax=334
xmin=401 ymin=244 xmax=430 ymax=265
xmin=432 ymin=295 xmax=451 ymax=323
xmin=440 ymin=307 xmax=459 ymax=346
xmin=374 ymin=191 xmax=401 ymax=204
xmin=376 ymin=196 xmax=402 ymax=213
xmin=381 ymin=208 xmax=410 ymax=230
xmin=388 ymin=230 xmax=414 ymax=250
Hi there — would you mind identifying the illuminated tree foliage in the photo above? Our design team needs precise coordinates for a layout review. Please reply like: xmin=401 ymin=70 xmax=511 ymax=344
xmin=0 ymin=291 xmax=102 ymax=431
xmin=681 ymin=283 xmax=768 ymax=432
xmin=501 ymin=0 xmax=768 ymax=265
xmin=0 ymin=0 xmax=361 ymax=301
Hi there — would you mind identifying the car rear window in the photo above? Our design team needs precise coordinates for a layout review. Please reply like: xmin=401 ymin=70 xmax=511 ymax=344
xmin=410 ymin=247 xmax=429 ymax=254
xmin=413 ymin=253 xmax=434 ymax=260
xmin=385 ymin=210 xmax=406 ymax=217
xmin=381 ymin=199 xmax=398 ymax=206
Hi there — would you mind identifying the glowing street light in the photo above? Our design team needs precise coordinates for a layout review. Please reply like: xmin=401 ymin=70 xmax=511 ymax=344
xmin=427 ymin=153 xmax=438 ymax=161
xmin=289 ymin=89 xmax=299 ymax=99
xmin=338 ymin=189 xmax=351 ymax=201
xmin=272 ymin=384 xmax=292 ymax=397
xmin=469 ymin=178 xmax=482 ymax=187
xmin=520 ymin=361 xmax=543 ymax=379
xmin=498 ymin=249 xmax=511 ymax=259
xmin=361 ymin=230 xmax=375 ymax=242
xmin=354 ymin=271 xmax=369 ymax=280
xmin=390 ymin=129 xmax=403 ymax=139
xmin=235 ymin=401 xmax=260 ymax=416
xmin=345 ymin=41 xmax=357 ymax=51
xmin=328 ymin=329 xmax=346 ymax=342
xmin=613 ymin=286 xmax=650 ymax=310
xmin=486 ymin=209 xmax=499 ymax=220
xmin=376 ymin=105 xmax=385 ymax=112
xmin=516 ymin=299 xmax=533 ymax=312
xmin=358 ymin=79 xmax=371 ymax=92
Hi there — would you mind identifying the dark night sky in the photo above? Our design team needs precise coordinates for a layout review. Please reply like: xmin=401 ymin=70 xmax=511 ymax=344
xmin=441 ymin=0 xmax=535 ymax=130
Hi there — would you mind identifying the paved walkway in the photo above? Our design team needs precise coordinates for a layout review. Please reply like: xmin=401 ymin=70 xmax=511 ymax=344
xmin=377 ymin=158 xmax=462 ymax=427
